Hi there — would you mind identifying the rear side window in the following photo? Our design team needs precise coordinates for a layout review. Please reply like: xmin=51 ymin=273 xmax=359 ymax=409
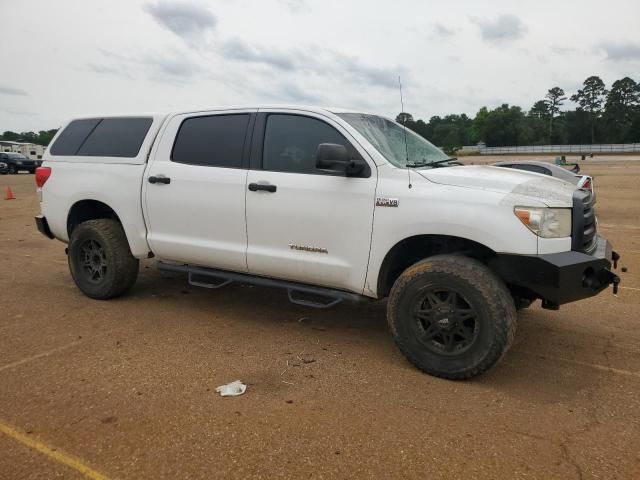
xmin=77 ymin=118 xmax=153 ymax=157
xmin=50 ymin=119 xmax=101 ymax=155
xmin=171 ymin=114 xmax=250 ymax=168
xmin=50 ymin=117 xmax=153 ymax=157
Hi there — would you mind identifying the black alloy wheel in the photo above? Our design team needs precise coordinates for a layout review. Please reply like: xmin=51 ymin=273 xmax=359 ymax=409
xmin=78 ymin=239 xmax=108 ymax=284
xmin=412 ymin=288 xmax=479 ymax=356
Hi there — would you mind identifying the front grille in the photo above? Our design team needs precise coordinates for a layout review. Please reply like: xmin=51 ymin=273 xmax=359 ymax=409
xmin=571 ymin=190 xmax=597 ymax=254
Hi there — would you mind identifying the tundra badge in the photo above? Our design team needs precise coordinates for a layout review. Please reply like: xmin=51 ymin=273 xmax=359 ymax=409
xmin=289 ymin=244 xmax=329 ymax=254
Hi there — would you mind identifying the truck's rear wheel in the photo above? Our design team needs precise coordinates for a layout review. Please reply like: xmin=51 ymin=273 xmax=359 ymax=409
xmin=68 ymin=219 xmax=139 ymax=299
xmin=387 ymin=255 xmax=516 ymax=380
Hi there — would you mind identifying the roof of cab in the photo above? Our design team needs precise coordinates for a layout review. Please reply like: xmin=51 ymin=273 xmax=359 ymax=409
xmin=63 ymin=105 xmax=375 ymax=121
xmin=168 ymin=105 xmax=372 ymax=115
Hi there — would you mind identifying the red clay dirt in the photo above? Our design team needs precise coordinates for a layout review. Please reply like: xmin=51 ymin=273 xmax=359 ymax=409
xmin=0 ymin=157 xmax=639 ymax=479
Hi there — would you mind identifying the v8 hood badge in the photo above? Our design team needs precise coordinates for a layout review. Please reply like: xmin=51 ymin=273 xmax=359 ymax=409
xmin=376 ymin=197 xmax=399 ymax=207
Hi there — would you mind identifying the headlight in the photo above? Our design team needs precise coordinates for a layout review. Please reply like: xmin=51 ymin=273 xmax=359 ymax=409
xmin=16 ymin=161 xmax=23 ymax=165
xmin=514 ymin=207 xmax=571 ymax=238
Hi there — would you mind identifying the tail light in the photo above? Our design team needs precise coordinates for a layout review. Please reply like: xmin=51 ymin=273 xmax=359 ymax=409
xmin=35 ymin=167 xmax=52 ymax=188
xmin=578 ymin=176 xmax=592 ymax=192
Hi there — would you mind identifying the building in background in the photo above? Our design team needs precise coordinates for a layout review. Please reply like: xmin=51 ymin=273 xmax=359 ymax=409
xmin=0 ymin=141 xmax=45 ymax=160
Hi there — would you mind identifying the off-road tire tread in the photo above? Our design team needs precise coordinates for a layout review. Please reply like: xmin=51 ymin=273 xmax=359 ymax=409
xmin=68 ymin=219 xmax=139 ymax=299
xmin=387 ymin=255 xmax=517 ymax=380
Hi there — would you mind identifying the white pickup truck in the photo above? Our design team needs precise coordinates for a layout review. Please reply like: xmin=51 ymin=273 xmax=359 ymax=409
xmin=34 ymin=106 xmax=621 ymax=379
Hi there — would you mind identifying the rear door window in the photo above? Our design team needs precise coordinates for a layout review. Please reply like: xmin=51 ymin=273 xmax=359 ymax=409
xmin=50 ymin=117 xmax=153 ymax=157
xmin=171 ymin=114 xmax=250 ymax=168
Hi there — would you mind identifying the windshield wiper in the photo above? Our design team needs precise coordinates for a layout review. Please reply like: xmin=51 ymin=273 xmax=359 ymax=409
xmin=406 ymin=161 xmax=430 ymax=168
xmin=406 ymin=157 xmax=459 ymax=168
xmin=430 ymin=157 xmax=459 ymax=166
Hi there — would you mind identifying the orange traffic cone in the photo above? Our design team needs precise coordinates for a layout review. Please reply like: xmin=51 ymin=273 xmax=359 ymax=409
xmin=4 ymin=187 xmax=15 ymax=200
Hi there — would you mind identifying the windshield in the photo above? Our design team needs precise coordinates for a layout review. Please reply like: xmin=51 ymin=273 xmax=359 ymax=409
xmin=337 ymin=113 xmax=449 ymax=168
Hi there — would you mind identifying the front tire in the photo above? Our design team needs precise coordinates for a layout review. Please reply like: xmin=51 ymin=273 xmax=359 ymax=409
xmin=387 ymin=255 xmax=516 ymax=380
xmin=68 ymin=219 xmax=139 ymax=299
xmin=514 ymin=297 xmax=533 ymax=310
xmin=8 ymin=165 xmax=17 ymax=174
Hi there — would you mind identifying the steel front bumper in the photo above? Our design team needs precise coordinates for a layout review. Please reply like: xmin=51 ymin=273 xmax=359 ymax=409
xmin=489 ymin=236 xmax=621 ymax=307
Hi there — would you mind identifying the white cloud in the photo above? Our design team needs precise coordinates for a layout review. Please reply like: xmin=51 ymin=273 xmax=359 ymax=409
xmin=431 ymin=22 xmax=455 ymax=40
xmin=0 ymin=85 xmax=28 ymax=96
xmin=0 ymin=0 xmax=639 ymax=131
xmin=470 ymin=14 xmax=528 ymax=45
xmin=144 ymin=0 xmax=217 ymax=44
xmin=597 ymin=41 xmax=640 ymax=61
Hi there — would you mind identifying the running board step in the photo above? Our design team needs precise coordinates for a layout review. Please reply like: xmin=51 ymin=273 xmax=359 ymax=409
xmin=189 ymin=272 xmax=232 ymax=289
xmin=157 ymin=262 xmax=365 ymax=309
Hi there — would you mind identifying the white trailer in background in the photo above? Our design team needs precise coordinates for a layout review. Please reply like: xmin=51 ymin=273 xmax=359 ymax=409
xmin=0 ymin=141 xmax=46 ymax=160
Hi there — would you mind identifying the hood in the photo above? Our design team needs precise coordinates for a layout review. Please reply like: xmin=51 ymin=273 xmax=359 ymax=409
xmin=417 ymin=165 xmax=575 ymax=207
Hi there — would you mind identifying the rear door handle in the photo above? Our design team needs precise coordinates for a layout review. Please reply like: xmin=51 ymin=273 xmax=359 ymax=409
xmin=148 ymin=176 xmax=171 ymax=185
xmin=248 ymin=182 xmax=277 ymax=193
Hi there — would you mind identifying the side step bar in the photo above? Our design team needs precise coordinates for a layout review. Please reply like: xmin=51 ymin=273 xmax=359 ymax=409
xmin=157 ymin=262 xmax=367 ymax=309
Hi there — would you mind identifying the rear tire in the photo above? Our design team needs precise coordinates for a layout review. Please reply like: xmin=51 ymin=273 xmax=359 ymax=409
xmin=8 ymin=165 xmax=17 ymax=174
xmin=387 ymin=255 xmax=516 ymax=380
xmin=68 ymin=219 xmax=139 ymax=299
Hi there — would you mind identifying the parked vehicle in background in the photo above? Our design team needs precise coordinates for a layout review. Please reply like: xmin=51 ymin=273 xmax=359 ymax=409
xmin=34 ymin=107 xmax=621 ymax=380
xmin=0 ymin=152 xmax=38 ymax=174
xmin=0 ymin=161 xmax=8 ymax=174
xmin=493 ymin=160 xmax=594 ymax=195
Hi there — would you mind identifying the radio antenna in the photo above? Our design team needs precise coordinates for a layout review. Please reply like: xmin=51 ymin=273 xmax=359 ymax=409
xmin=398 ymin=75 xmax=412 ymax=188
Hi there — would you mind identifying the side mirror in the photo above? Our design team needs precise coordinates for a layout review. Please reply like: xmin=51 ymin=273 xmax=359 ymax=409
xmin=315 ymin=143 xmax=365 ymax=177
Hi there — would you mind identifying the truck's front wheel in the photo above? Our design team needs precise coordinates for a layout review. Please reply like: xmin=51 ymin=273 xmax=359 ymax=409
xmin=387 ymin=255 xmax=516 ymax=380
xmin=68 ymin=219 xmax=139 ymax=299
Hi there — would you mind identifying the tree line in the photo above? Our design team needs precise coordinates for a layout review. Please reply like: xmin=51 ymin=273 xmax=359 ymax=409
xmin=0 ymin=129 xmax=58 ymax=146
xmin=397 ymin=75 xmax=640 ymax=152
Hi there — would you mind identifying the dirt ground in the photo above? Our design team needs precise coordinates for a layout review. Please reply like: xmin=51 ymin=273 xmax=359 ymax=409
xmin=1 ymin=157 xmax=639 ymax=479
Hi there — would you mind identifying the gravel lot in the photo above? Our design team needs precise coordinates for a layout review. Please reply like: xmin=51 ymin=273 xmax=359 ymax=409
xmin=1 ymin=157 xmax=639 ymax=479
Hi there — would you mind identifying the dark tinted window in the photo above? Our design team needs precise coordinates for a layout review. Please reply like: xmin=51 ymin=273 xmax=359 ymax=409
xmin=172 ymin=114 xmax=250 ymax=168
xmin=50 ymin=118 xmax=101 ymax=155
xmin=263 ymin=114 xmax=356 ymax=174
xmin=510 ymin=164 xmax=549 ymax=175
xmin=50 ymin=117 xmax=152 ymax=157
xmin=77 ymin=118 xmax=153 ymax=157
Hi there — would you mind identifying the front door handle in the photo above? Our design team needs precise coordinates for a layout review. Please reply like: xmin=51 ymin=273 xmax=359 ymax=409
xmin=248 ymin=182 xmax=277 ymax=193
xmin=148 ymin=176 xmax=171 ymax=185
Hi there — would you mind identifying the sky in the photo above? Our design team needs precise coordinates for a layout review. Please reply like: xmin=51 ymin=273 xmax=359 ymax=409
xmin=1 ymin=0 xmax=639 ymax=131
